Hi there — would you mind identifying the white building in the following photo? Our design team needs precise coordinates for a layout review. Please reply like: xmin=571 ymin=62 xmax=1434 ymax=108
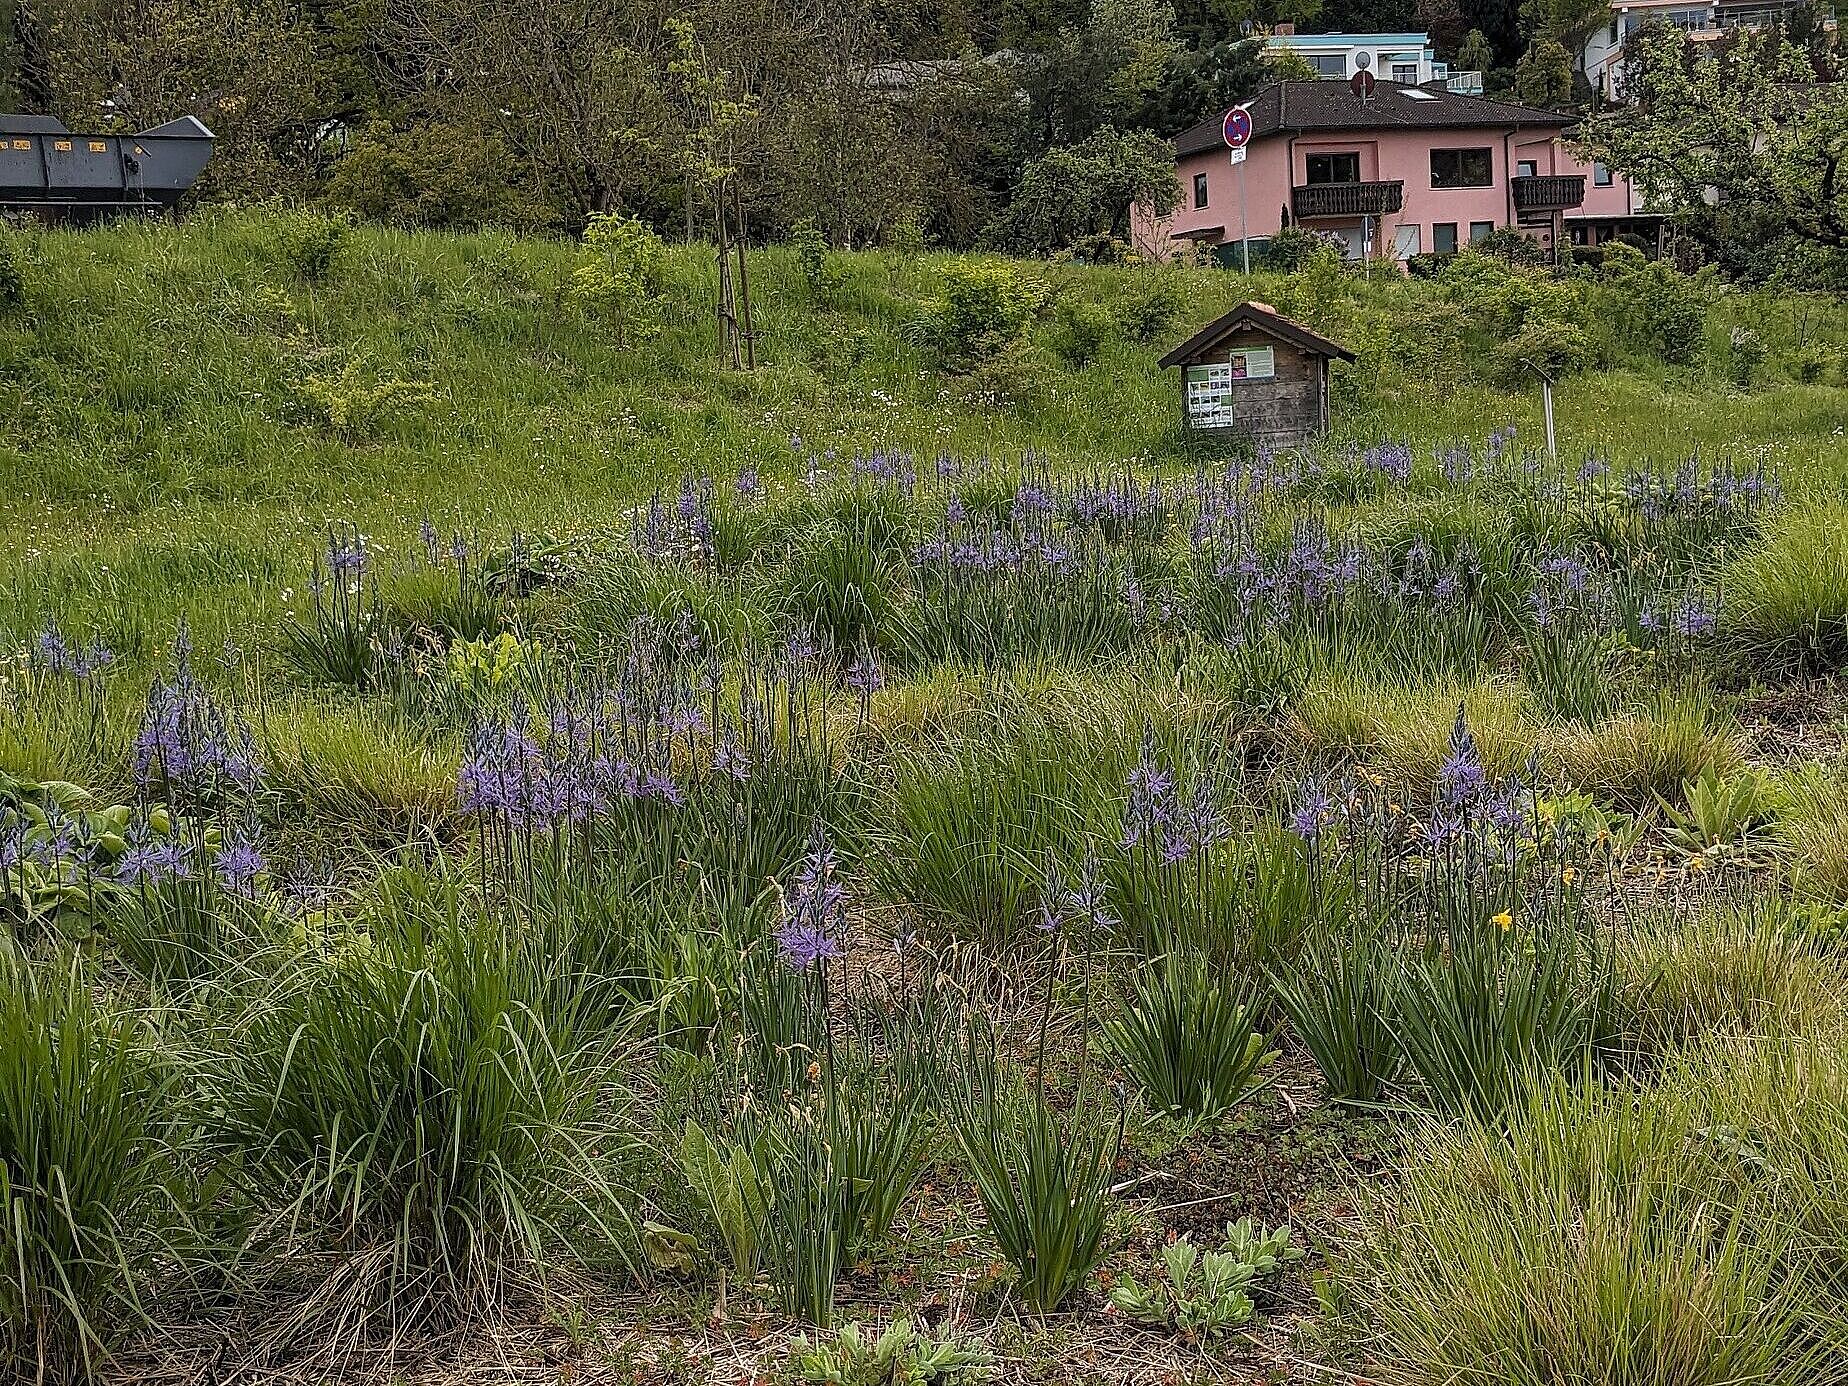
xmin=1581 ymin=0 xmax=1835 ymax=97
xmin=1263 ymin=29 xmax=1483 ymax=94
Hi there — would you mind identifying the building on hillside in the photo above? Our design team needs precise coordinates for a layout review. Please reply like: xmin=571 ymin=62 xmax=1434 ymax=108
xmin=1262 ymin=29 xmax=1484 ymax=94
xmin=1132 ymin=80 xmax=1663 ymax=267
xmin=1580 ymin=0 xmax=1836 ymax=98
xmin=1157 ymin=300 xmax=1354 ymax=448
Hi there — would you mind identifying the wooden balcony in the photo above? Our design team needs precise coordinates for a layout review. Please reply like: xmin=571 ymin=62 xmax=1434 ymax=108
xmin=1291 ymin=181 xmax=1405 ymax=219
xmin=1512 ymin=174 xmax=1587 ymax=212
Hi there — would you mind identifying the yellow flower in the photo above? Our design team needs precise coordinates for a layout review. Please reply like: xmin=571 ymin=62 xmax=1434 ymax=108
xmin=1688 ymin=853 xmax=1708 ymax=873
xmin=1561 ymin=867 xmax=1580 ymax=886
xmin=1492 ymin=910 xmax=1513 ymax=931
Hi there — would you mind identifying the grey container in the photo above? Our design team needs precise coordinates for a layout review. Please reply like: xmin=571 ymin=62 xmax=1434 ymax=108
xmin=0 ymin=114 xmax=214 ymax=218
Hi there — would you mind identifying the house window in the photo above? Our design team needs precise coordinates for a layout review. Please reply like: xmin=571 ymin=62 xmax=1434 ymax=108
xmin=1517 ymin=159 xmax=1538 ymax=178
xmin=1470 ymin=220 xmax=1495 ymax=243
xmin=1311 ymin=53 xmax=1347 ymax=77
xmin=1193 ymin=172 xmax=1209 ymax=209
xmin=1609 ymin=17 xmax=1619 ymax=40
xmin=1392 ymin=224 xmax=1421 ymax=258
xmin=1392 ymin=63 xmax=1419 ymax=83
xmin=1431 ymin=147 xmax=1494 ymax=188
xmin=1433 ymin=222 xmax=1458 ymax=253
xmin=1305 ymin=152 xmax=1361 ymax=185
xmin=1593 ymin=162 xmax=1613 ymax=186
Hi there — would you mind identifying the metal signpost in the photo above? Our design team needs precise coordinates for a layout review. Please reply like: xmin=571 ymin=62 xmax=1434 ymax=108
xmin=1222 ymin=104 xmax=1253 ymax=274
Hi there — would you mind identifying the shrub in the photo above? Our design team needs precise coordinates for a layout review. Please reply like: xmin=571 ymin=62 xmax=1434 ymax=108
xmin=979 ymin=126 xmax=1177 ymax=258
xmin=1495 ymin=317 xmax=1595 ymax=383
xmin=1255 ymin=225 xmax=1332 ymax=272
xmin=324 ymin=121 xmax=540 ymax=230
xmin=1728 ymin=326 xmax=1769 ymax=386
xmin=571 ymin=213 xmax=666 ymax=348
xmin=1602 ymin=252 xmax=1707 ymax=365
xmin=293 ymin=352 xmax=437 ymax=440
xmin=0 ymin=961 xmax=182 ymax=1380
xmin=1113 ymin=274 xmax=1183 ymax=342
xmin=271 ymin=210 xmax=351 ymax=283
xmin=1724 ymin=501 xmax=1848 ymax=673
xmin=1047 ymin=298 xmax=1113 ymax=367
xmin=909 ymin=260 xmax=1049 ymax=369
xmin=788 ymin=218 xmax=841 ymax=298
xmin=1472 ymin=226 xmax=1547 ymax=267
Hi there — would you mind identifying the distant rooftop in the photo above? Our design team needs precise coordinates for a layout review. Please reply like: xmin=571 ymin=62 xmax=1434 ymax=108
xmin=1173 ymin=80 xmax=1571 ymax=157
xmin=1265 ymin=32 xmax=1436 ymax=45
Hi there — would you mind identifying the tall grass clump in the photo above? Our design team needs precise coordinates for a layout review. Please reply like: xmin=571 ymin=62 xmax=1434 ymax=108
xmin=955 ymin=1061 xmax=1120 ymax=1314
xmin=1609 ymin=902 xmax=1840 ymax=1068
xmin=877 ymin=712 xmax=1123 ymax=941
xmin=0 ymin=960 xmax=183 ymax=1381
xmin=204 ymin=871 xmax=641 ymax=1352
xmin=1102 ymin=947 xmax=1275 ymax=1125
xmin=1350 ymin=1075 xmax=1824 ymax=1386
xmin=1269 ymin=928 xmax=1402 ymax=1105
xmin=1723 ymin=500 xmax=1848 ymax=674
xmin=1778 ymin=764 xmax=1848 ymax=903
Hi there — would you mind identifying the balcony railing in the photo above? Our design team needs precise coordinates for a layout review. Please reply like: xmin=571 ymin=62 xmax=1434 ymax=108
xmin=1291 ymin=181 xmax=1404 ymax=219
xmin=1512 ymin=174 xmax=1587 ymax=211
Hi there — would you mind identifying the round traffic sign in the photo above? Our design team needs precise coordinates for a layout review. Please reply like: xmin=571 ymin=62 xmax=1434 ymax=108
xmin=1222 ymin=105 xmax=1252 ymax=149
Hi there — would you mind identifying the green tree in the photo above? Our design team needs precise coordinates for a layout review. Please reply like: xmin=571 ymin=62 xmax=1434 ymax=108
xmin=37 ymin=0 xmax=323 ymax=200
xmin=1457 ymin=28 xmax=1495 ymax=73
xmin=1580 ymin=24 xmax=1848 ymax=256
xmin=1140 ymin=36 xmax=1270 ymax=134
xmin=980 ymin=124 xmax=1177 ymax=257
xmin=1513 ymin=36 xmax=1572 ymax=106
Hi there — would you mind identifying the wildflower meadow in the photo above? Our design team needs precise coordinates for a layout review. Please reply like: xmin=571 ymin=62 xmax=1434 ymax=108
xmin=3 ymin=217 xmax=1848 ymax=1385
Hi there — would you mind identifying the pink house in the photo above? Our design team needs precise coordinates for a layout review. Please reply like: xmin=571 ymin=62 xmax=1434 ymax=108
xmin=1135 ymin=80 xmax=1663 ymax=265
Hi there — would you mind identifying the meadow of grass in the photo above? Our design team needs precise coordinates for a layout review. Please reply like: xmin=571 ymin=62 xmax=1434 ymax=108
xmin=2 ymin=211 xmax=1847 ymax=1385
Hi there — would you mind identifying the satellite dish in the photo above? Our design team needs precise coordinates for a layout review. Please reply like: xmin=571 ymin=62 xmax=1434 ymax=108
xmin=1353 ymin=50 xmax=1372 ymax=69
xmin=1351 ymin=69 xmax=1377 ymax=99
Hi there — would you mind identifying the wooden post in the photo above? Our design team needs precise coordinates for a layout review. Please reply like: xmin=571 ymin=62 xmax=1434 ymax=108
xmin=731 ymin=176 xmax=757 ymax=371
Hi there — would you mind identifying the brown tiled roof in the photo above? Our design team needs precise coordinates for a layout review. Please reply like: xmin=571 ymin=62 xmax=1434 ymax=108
xmin=1174 ymin=80 xmax=1572 ymax=157
xmin=1158 ymin=301 xmax=1356 ymax=366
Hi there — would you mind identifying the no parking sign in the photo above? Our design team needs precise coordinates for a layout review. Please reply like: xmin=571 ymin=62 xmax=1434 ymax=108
xmin=1222 ymin=105 xmax=1252 ymax=149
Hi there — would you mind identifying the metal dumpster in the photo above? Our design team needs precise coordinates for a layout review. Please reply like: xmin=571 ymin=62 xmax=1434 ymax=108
xmin=0 ymin=114 xmax=214 ymax=219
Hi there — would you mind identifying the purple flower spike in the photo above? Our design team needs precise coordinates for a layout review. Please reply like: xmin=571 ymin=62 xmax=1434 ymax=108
xmin=778 ymin=826 xmax=846 ymax=971
xmin=777 ymin=921 xmax=842 ymax=971
xmin=1289 ymin=778 xmax=1334 ymax=841
xmin=214 ymin=833 xmax=266 ymax=895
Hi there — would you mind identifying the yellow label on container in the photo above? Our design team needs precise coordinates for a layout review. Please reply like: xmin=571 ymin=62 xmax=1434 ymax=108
xmin=89 ymin=140 xmax=107 ymax=152
xmin=9 ymin=139 xmax=28 ymax=150
xmin=53 ymin=139 xmax=72 ymax=151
